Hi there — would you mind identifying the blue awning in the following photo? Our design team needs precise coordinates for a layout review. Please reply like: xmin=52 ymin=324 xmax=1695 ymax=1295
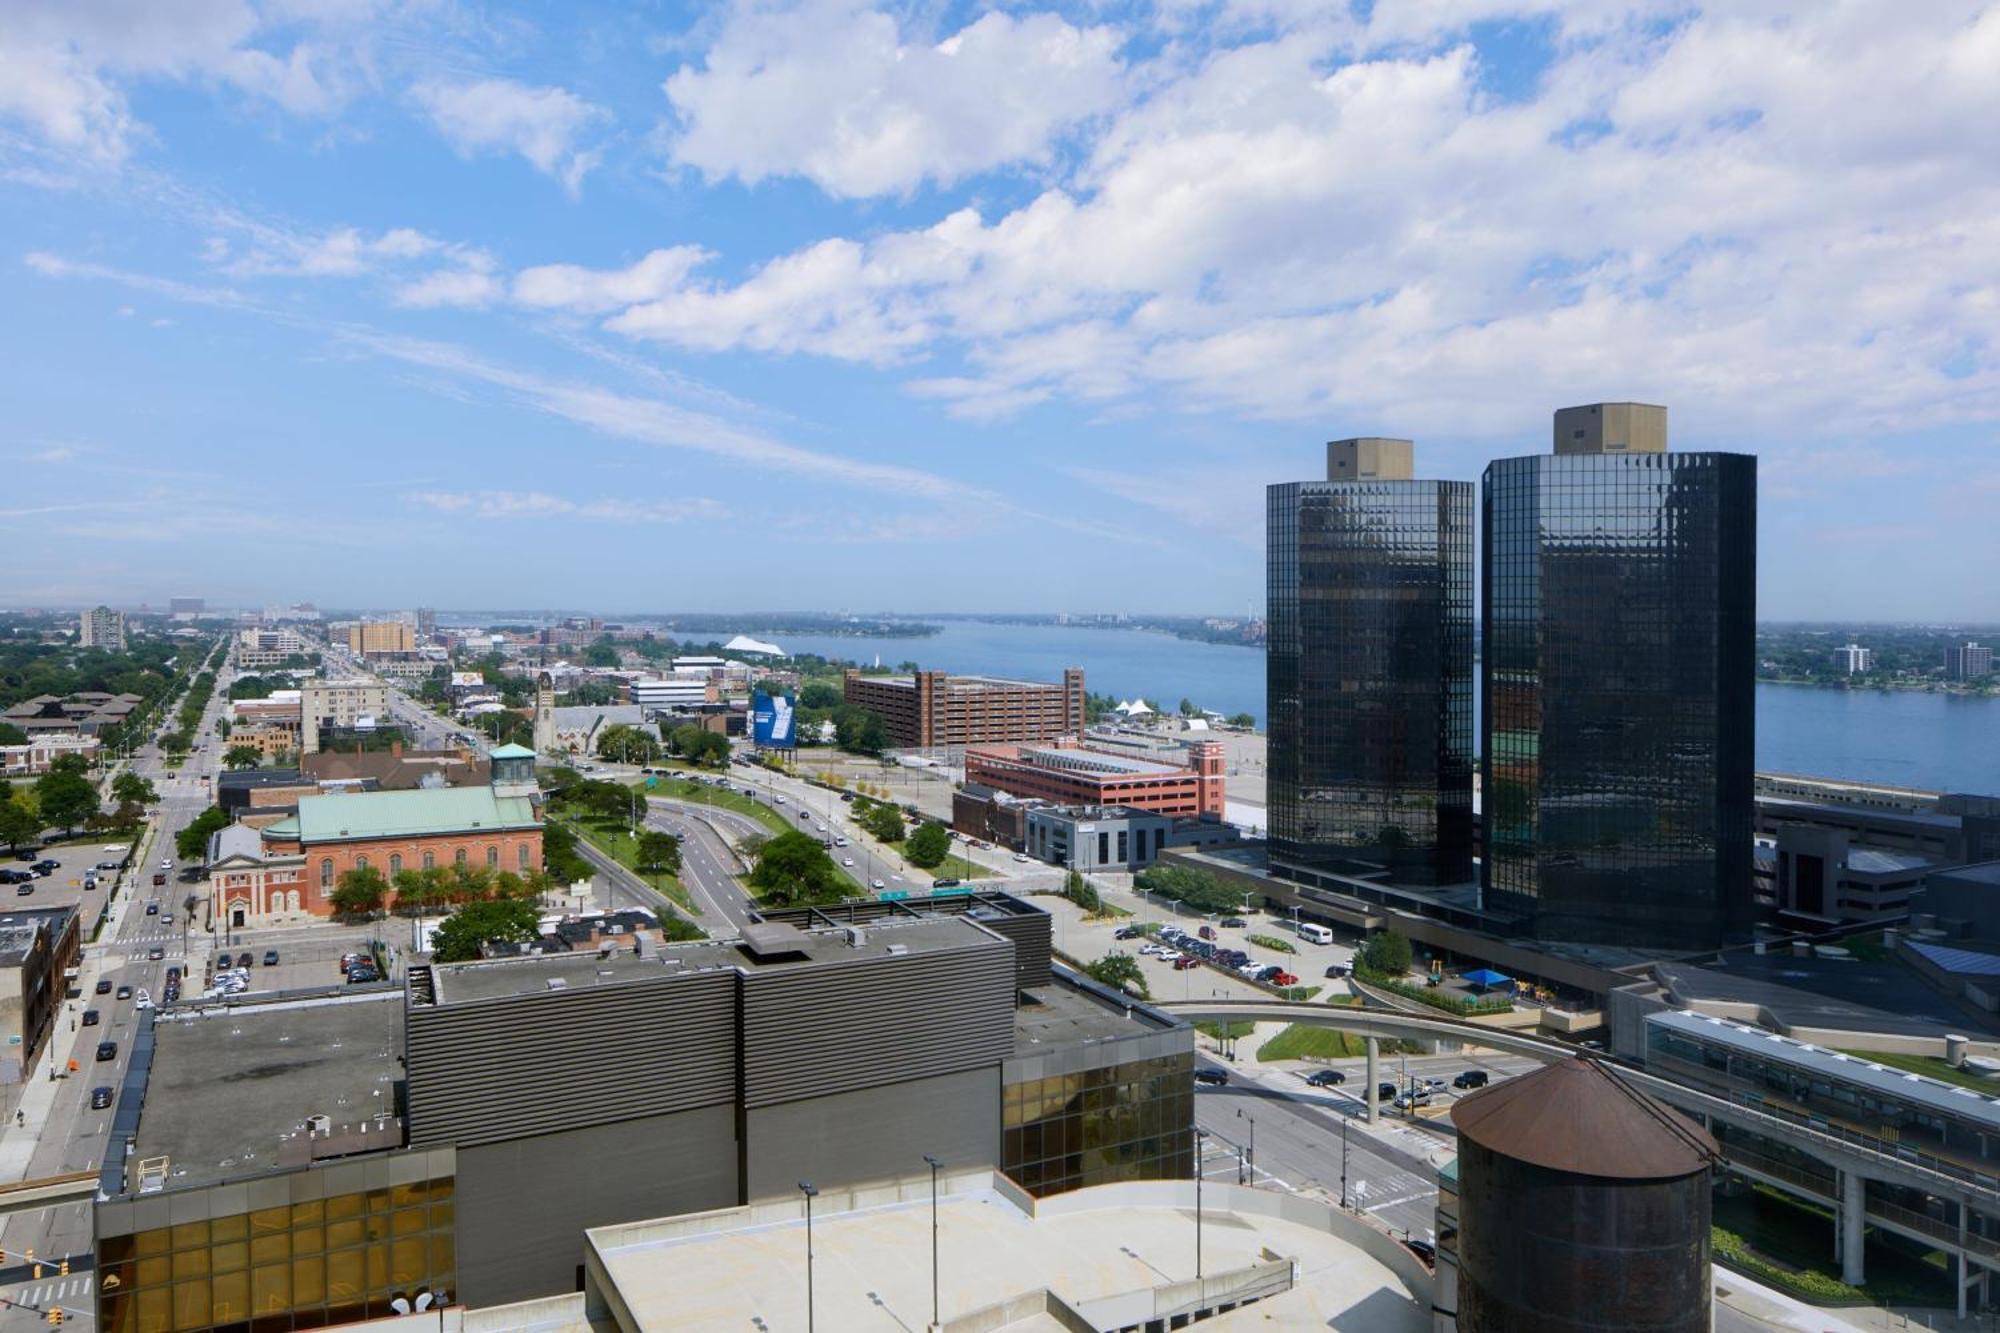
xmin=1462 ymin=968 xmax=1513 ymax=987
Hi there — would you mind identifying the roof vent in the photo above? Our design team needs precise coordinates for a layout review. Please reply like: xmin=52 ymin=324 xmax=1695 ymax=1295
xmin=546 ymin=977 xmax=567 ymax=991
xmin=885 ymin=943 xmax=908 ymax=956
xmin=844 ymin=926 xmax=867 ymax=948
xmin=305 ymin=1115 xmax=332 ymax=1137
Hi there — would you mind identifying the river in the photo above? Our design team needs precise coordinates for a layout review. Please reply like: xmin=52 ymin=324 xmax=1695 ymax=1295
xmin=760 ymin=621 xmax=1999 ymax=794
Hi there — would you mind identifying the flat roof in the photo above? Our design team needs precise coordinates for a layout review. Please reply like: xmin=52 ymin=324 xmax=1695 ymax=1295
xmin=1655 ymin=956 xmax=2000 ymax=1038
xmin=427 ymin=916 xmax=1003 ymax=1005
xmin=1649 ymin=1009 xmax=2000 ymax=1129
xmin=132 ymin=993 xmax=405 ymax=1191
xmin=1012 ymin=970 xmax=1178 ymax=1050
xmin=584 ymin=1174 xmax=1425 ymax=1333
xmin=1014 ymin=745 xmax=1187 ymax=777
xmin=858 ymin=673 xmax=1064 ymax=691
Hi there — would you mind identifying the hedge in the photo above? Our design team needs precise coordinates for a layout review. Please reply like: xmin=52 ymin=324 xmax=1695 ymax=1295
xmin=1355 ymin=967 xmax=1513 ymax=1016
xmin=1246 ymin=933 xmax=1297 ymax=954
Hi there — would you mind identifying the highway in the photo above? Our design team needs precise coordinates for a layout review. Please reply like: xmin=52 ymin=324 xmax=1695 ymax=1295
xmin=0 ymin=638 xmax=230 ymax=1329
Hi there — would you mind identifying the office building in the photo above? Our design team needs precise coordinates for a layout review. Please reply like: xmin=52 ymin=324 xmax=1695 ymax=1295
xmin=1022 ymin=803 xmax=1240 ymax=871
xmin=300 ymin=679 xmax=390 ymax=753
xmin=0 ymin=733 xmax=101 ymax=777
xmin=95 ymin=893 xmax=1194 ymax=1329
xmin=629 ymin=676 xmax=713 ymax=711
xmin=1267 ymin=438 xmax=1474 ymax=886
xmin=1948 ymin=642 xmax=1994 ymax=681
xmin=347 ymin=620 xmax=416 ymax=656
xmin=1769 ymin=825 xmax=1930 ymax=925
xmin=236 ymin=627 xmax=314 ymax=668
xmin=965 ymin=737 xmax=1225 ymax=818
xmin=1483 ymin=404 xmax=1756 ymax=951
xmin=843 ymin=667 xmax=1085 ymax=749
xmin=1 ymin=691 xmax=141 ymax=737
xmin=415 ymin=607 xmax=436 ymax=640
xmin=79 ymin=604 xmax=126 ymax=651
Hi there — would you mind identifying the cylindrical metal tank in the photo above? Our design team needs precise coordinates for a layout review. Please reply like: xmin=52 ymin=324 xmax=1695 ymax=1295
xmin=1450 ymin=1056 xmax=1719 ymax=1333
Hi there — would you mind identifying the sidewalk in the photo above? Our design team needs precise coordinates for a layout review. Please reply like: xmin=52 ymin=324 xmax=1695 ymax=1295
xmin=1716 ymin=1268 xmax=1870 ymax=1332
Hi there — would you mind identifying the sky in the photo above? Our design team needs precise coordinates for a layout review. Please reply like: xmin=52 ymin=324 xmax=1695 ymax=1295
xmin=2 ymin=0 xmax=1997 ymax=619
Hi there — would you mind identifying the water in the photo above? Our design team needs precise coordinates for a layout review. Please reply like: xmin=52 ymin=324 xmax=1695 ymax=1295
xmin=759 ymin=621 xmax=2000 ymax=793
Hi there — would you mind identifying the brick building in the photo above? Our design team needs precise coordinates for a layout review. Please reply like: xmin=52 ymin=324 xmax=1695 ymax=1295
xmin=842 ymin=667 xmax=1084 ymax=749
xmin=965 ymin=737 xmax=1226 ymax=819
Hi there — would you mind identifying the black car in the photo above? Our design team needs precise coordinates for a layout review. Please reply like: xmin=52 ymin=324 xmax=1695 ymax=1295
xmin=1304 ymin=1068 xmax=1346 ymax=1087
xmin=13 ymin=884 xmax=31 ymax=896
xmin=1193 ymin=1067 xmax=1229 ymax=1087
xmin=145 ymin=902 xmax=159 ymax=915
xmin=95 ymin=1041 xmax=118 ymax=1062
xmin=263 ymin=950 xmax=280 ymax=966
xmin=31 ymin=860 xmax=58 ymax=875
xmin=1452 ymin=1070 xmax=1490 ymax=1090
xmin=1377 ymin=1082 xmax=1397 ymax=1102
xmin=95 ymin=978 xmax=112 ymax=995
xmin=166 ymin=966 xmax=181 ymax=982
xmin=90 ymin=1086 xmax=115 ymax=1111
xmin=115 ymin=985 xmax=132 ymax=1000
xmin=1324 ymin=963 xmax=1349 ymax=979
xmin=1114 ymin=927 xmax=1143 ymax=941
xmin=216 ymin=953 xmax=231 ymax=968
xmin=1219 ymin=917 xmax=1247 ymax=929
xmin=1404 ymin=1239 xmax=1437 ymax=1266
xmin=930 ymin=878 xmax=960 ymax=889
xmin=81 ymin=1009 xmax=100 ymax=1026
xmin=12 ymin=849 xmax=35 ymax=862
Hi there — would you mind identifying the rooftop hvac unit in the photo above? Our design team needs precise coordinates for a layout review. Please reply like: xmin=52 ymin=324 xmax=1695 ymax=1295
xmin=305 ymin=1115 xmax=332 ymax=1137
xmin=843 ymin=927 xmax=867 ymax=948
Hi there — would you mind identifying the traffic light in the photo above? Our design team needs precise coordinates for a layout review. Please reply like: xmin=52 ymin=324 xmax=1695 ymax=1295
xmin=58 ymin=1260 xmax=69 ymax=1277
xmin=48 ymin=1308 xmax=63 ymax=1325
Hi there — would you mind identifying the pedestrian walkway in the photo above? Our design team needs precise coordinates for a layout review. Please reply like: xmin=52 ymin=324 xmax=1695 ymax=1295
xmin=1714 ymin=1268 xmax=1869 ymax=1331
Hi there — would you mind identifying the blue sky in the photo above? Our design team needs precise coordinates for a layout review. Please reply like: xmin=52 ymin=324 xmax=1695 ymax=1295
xmin=2 ymin=0 xmax=1997 ymax=618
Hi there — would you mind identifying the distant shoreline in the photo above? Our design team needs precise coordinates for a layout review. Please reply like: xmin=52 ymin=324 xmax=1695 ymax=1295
xmin=1756 ymin=676 xmax=1998 ymax=698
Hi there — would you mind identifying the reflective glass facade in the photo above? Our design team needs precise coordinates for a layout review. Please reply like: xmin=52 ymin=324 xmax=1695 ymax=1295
xmin=1482 ymin=452 xmax=1756 ymax=950
xmin=96 ymin=1156 xmax=456 ymax=1333
xmin=1002 ymin=1052 xmax=1195 ymax=1196
xmin=1268 ymin=480 xmax=1474 ymax=884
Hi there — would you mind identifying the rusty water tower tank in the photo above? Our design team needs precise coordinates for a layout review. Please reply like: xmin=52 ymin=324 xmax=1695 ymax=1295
xmin=1449 ymin=1056 xmax=1719 ymax=1332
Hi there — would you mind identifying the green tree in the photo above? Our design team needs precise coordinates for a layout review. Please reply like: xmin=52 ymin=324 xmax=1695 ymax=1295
xmin=1063 ymin=870 xmax=1100 ymax=913
xmin=541 ymin=819 xmax=592 ymax=884
xmin=0 ymin=722 xmax=28 ymax=745
xmin=1227 ymin=712 xmax=1256 ymax=729
xmin=833 ymin=706 xmax=889 ymax=755
xmin=112 ymin=770 xmax=158 ymax=807
xmin=0 ymin=797 xmax=38 ymax=851
xmin=330 ymin=866 xmax=389 ymax=918
xmin=391 ymin=868 xmax=436 ymax=917
xmin=431 ymin=898 xmax=542 ymax=962
xmin=175 ymin=805 xmax=232 ymax=860
xmin=905 ymin=821 xmax=951 ymax=869
xmin=798 ymin=682 xmax=844 ymax=710
xmin=34 ymin=767 xmax=99 ymax=834
xmin=1355 ymin=929 xmax=1413 ymax=978
xmin=1178 ymin=697 xmax=1199 ymax=718
xmin=596 ymin=724 xmax=658 ymax=765
xmin=636 ymin=829 xmax=682 ymax=877
xmin=1085 ymin=952 xmax=1149 ymax=998
xmin=862 ymin=803 xmax=905 ymax=844
xmin=582 ymin=637 xmax=622 ymax=669
xmin=223 ymin=744 xmax=263 ymax=770
xmin=747 ymin=830 xmax=848 ymax=906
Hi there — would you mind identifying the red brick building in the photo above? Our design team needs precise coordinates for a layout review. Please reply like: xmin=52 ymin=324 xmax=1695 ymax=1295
xmin=843 ymin=667 xmax=1084 ymax=749
xmin=964 ymin=737 xmax=1227 ymax=819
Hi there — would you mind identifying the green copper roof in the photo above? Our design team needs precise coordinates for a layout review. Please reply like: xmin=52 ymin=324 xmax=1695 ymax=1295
xmin=260 ymin=816 xmax=299 ymax=839
xmin=291 ymin=786 xmax=538 ymax=843
xmin=488 ymin=743 xmax=537 ymax=759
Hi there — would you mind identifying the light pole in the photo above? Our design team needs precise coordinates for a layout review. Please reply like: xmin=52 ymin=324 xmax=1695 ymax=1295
xmin=798 ymin=1181 xmax=818 ymax=1333
xmin=922 ymin=1154 xmax=942 ymax=1329
xmin=1193 ymin=1127 xmax=1208 ymax=1283
xmin=1236 ymin=1108 xmax=1255 ymax=1185
xmin=1340 ymin=1111 xmax=1349 ymax=1209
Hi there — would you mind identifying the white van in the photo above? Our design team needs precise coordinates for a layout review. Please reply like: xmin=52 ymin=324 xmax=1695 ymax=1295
xmin=1295 ymin=922 xmax=1334 ymax=946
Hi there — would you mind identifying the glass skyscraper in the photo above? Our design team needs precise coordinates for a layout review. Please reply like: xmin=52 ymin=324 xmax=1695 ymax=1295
xmin=1482 ymin=404 xmax=1757 ymax=951
xmin=1268 ymin=439 xmax=1474 ymax=886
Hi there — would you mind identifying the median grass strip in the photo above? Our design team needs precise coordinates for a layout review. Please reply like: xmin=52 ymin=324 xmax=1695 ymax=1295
xmin=567 ymin=814 xmax=701 ymax=927
xmin=1246 ymin=933 xmax=1297 ymax=954
xmin=1258 ymin=1023 xmax=1366 ymax=1062
xmin=637 ymin=776 xmax=794 ymax=839
xmin=1195 ymin=1021 xmax=1254 ymax=1040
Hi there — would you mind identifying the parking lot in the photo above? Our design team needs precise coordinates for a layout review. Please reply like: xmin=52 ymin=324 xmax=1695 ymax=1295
xmin=1 ymin=835 xmax=139 ymax=918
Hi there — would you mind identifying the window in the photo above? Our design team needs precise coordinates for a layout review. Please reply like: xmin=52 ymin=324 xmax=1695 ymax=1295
xmin=486 ymin=845 xmax=498 ymax=868
xmin=389 ymin=854 xmax=402 ymax=876
xmin=320 ymin=860 xmax=333 ymax=889
xmin=422 ymin=850 xmax=434 ymax=870
xmin=518 ymin=843 xmax=530 ymax=869
xmin=454 ymin=848 xmax=466 ymax=866
xmin=355 ymin=855 xmax=368 ymax=871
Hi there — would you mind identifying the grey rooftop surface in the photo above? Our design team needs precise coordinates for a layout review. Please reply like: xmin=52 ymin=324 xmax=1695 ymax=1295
xmin=1656 ymin=955 xmax=2000 ymax=1038
xmin=1013 ymin=972 xmax=1178 ymax=1050
xmin=134 ymin=992 xmax=405 ymax=1192
xmin=427 ymin=915 xmax=1006 ymax=1005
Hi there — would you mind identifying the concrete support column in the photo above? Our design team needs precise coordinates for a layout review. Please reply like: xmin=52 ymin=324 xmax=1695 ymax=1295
xmin=1840 ymin=1170 xmax=1866 ymax=1288
xmin=1958 ymin=1208 xmax=1969 ymax=1321
xmin=1365 ymin=1037 xmax=1379 ymax=1125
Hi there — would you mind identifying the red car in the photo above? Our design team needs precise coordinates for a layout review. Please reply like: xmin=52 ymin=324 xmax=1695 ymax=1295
xmin=1173 ymin=956 xmax=1200 ymax=970
xmin=1271 ymin=971 xmax=1299 ymax=987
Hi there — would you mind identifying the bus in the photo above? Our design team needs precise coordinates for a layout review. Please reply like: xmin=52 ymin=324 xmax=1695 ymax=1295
xmin=1295 ymin=922 xmax=1334 ymax=946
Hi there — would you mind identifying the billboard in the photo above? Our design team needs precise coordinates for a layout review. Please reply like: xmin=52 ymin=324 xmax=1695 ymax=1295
xmin=752 ymin=691 xmax=796 ymax=748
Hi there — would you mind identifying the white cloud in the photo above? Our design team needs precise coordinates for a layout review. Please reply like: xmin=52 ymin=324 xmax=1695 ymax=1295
xmin=393 ymin=268 xmax=503 ymax=309
xmin=514 ymin=247 xmax=712 ymax=314
xmin=409 ymin=490 xmax=729 ymax=523
xmin=662 ymin=0 xmax=1127 ymax=197
xmin=414 ymin=78 xmax=609 ymax=194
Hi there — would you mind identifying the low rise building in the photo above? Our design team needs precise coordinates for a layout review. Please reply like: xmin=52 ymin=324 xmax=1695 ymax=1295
xmin=0 ymin=732 xmax=100 ymax=777
xmin=844 ymin=666 xmax=1084 ymax=749
xmin=630 ymin=675 xmax=714 ymax=711
xmin=966 ymin=736 xmax=1226 ymax=818
xmin=1770 ymin=825 xmax=1932 ymax=925
xmin=235 ymin=627 xmax=314 ymax=668
xmin=301 ymin=679 xmax=390 ymax=754
xmin=2 ymin=691 xmax=142 ymax=737
xmin=1023 ymin=804 xmax=1242 ymax=872
xmin=0 ymin=905 xmax=79 ymax=1079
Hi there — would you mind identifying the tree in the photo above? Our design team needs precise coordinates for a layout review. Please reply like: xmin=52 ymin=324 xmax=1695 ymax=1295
xmin=636 ymin=829 xmax=682 ymax=877
xmin=1227 ymin=712 xmax=1256 ymax=730
xmin=176 ymin=805 xmax=232 ymax=861
xmin=34 ymin=768 xmax=99 ymax=834
xmin=862 ymin=804 xmax=905 ymax=844
xmin=1355 ymin=929 xmax=1413 ymax=978
xmin=799 ymin=682 xmax=843 ymax=710
xmin=596 ymin=724 xmax=658 ymax=766
xmin=0 ymin=722 xmax=28 ymax=746
xmin=330 ymin=866 xmax=389 ymax=919
xmin=833 ymin=706 xmax=889 ymax=755
xmin=1178 ymin=697 xmax=1199 ymax=718
xmin=112 ymin=770 xmax=158 ymax=807
xmin=1062 ymin=870 xmax=1100 ymax=914
xmin=905 ymin=821 xmax=951 ymax=870
xmin=391 ymin=868 xmax=436 ymax=917
xmin=1085 ymin=952 xmax=1149 ymax=999
xmin=582 ymin=637 xmax=622 ymax=669
xmin=0 ymin=798 xmax=38 ymax=851
xmin=736 ymin=831 xmax=769 ymax=862
xmin=542 ymin=820 xmax=592 ymax=884
xmin=430 ymin=898 xmax=542 ymax=962
xmin=665 ymin=725 xmax=730 ymax=768
xmin=224 ymin=744 xmax=263 ymax=770
xmin=747 ymin=830 xmax=848 ymax=907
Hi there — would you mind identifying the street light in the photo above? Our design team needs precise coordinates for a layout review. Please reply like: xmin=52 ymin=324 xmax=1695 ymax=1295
xmin=1236 ymin=1108 xmax=1255 ymax=1185
xmin=922 ymin=1155 xmax=942 ymax=1329
xmin=1193 ymin=1127 xmax=1208 ymax=1283
xmin=798 ymin=1181 xmax=818 ymax=1333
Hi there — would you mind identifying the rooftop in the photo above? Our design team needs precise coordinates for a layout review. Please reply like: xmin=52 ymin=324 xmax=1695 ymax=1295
xmin=1654 ymin=955 xmax=2000 ymax=1038
xmin=861 ymin=673 xmax=1067 ymax=691
xmin=579 ymin=1172 xmax=1426 ymax=1333
xmin=1848 ymin=848 xmax=1933 ymax=874
xmin=1007 ymin=744 xmax=1190 ymax=777
xmin=426 ymin=916 xmax=1003 ymax=1006
xmin=1649 ymin=1009 xmax=2000 ymax=1131
xmin=285 ymin=785 xmax=537 ymax=843
xmin=130 ymin=993 xmax=405 ymax=1192
xmin=1012 ymin=968 xmax=1179 ymax=1050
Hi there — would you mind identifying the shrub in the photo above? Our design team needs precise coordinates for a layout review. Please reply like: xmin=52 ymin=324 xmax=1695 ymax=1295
xmin=1246 ymin=933 xmax=1296 ymax=954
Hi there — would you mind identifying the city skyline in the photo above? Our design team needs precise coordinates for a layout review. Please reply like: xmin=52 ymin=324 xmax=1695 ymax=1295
xmin=4 ymin=2 xmax=1998 ymax=617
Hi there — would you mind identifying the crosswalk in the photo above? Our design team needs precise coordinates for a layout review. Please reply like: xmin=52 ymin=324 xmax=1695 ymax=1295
xmin=8 ymin=1273 xmax=94 ymax=1309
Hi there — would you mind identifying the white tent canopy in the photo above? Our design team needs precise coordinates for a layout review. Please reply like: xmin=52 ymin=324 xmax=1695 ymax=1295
xmin=722 ymin=634 xmax=784 ymax=657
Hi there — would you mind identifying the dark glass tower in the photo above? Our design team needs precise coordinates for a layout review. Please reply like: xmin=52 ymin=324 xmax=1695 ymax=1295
xmin=1482 ymin=404 xmax=1756 ymax=951
xmin=1268 ymin=438 xmax=1474 ymax=885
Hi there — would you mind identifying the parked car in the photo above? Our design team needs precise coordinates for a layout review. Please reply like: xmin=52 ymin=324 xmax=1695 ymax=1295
xmin=264 ymin=950 xmax=280 ymax=966
xmin=90 ymin=1086 xmax=115 ymax=1110
xmin=1376 ymin=1082 xmax=1397 ymax=1102
xmin=1173 ymin=956 xmax=1200 ymax=970
xmin=95 ymin=978 xmax=112 ymax=995
xmin=1452 ymin=1070 xmax=1490 ymax=1090
xmin=81 ymin=1009 xmax=100 ymax=1026
xmin=13 ymin=885 xmax=30 ymax=896
xmin=1193 ymin=1067 xmax=1229 ymax=1087
xmin=1198 ymin=925 xmax=1217 ymax=940
xmin=1114 ymin=927 xmax=1143 ymax=941
xmin=1405 ymin=1239 xmax=1437 ymax=1266
xmin=931 ymin=878 xmax=960 ymax=889
xmin=95 ymin=1041 xmax=118 ymax=1062
xmin=1323 ymin=964 xmax=1349 ymax=979
xmin=216 ymin=953 xmax=231 ymax=968
xmin=31 ymin=859 xmax=58 ymax=875
xmin=1394 ymin=1090 xmax=1432 ymax=1111
xmin=1304 ymin=1068 xmax=1346 ymax=1087
xmin=1220 ymin=917 xmax=1247 ymax=929
xmin=1269 ymin=971 xmax=1299 ymax=987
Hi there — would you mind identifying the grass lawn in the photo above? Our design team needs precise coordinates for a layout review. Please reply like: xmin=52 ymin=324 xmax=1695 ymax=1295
xmin=1259 ymin=1023 xmax=1368 ymax=1062
xmin=1837 ymin=930 xmax=1893 ymax=962
xmin=1836 ymin=1048 xmax=2000 ymax=1092
xmin=1712 ymin=1184 xmax=1953 ymax=1308
xmin=1196 ymin=1021 xmax=1255 ymax=1040
xmin=914 ymin=851 xmax=984 ymax=882
xmin=636 ymin=776 xmax=794 ymax=839
xmin=569 ymin=815 xmax=699 ymax=921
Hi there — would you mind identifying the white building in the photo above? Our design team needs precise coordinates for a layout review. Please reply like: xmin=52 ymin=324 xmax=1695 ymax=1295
xmin=631 ymin=677 xmax=713 ymax=711
xmin=1835 ymin=643 xmax=1873 ymax=675
xmin=1 ymin=734 xmax=101 ymax=778
xmin=79 ymin=605 xmax=126 ymax=651
xmin=300 ymin=678 xmax=390 ymax=754
xmin=236 ymin=627 xmax=314 ymax=668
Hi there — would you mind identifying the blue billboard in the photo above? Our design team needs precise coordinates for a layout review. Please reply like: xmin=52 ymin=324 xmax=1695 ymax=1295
xmin=752 ymin=691 xmax=796 ymax=748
